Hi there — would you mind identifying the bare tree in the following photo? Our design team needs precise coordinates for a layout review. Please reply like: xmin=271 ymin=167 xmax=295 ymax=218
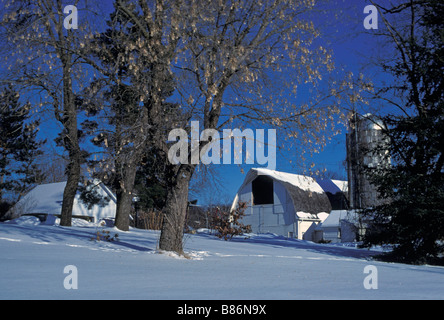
xmin=114 ymin=0 xmax=351 ymax=253
xmin=113 ymin=0 xmax=190 ymax=242
xmin=0 ymin=1 xmax=102 ymax=226
xmin=79 ymin=1 xmax=181 ymax=231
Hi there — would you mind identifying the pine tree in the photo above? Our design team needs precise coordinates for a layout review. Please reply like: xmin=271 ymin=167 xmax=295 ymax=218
xmin=362 ymin=0 xmax=444 ymax=264
xmin=81 ymin=2 xmax=178 ymax=231
xmin=133 ymin=150 xmax=168 ymax=212
xmin=0 ymin=85 xmax=44 ymax=219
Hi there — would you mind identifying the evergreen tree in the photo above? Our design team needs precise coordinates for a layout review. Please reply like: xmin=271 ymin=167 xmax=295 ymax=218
xmin=134 ymin=151 xmax=168 ymax=212
xmin=0 ymin=85 xmax=44 ymax=219
xmin=82 ymin=2 xmax=178 ymax=231
xmin=363 ymin=0 xmax=444 ymax=264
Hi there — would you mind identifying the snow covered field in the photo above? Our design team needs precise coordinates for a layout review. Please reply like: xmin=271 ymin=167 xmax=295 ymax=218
xmin=1 ymin=216 xmax=444 ymax=300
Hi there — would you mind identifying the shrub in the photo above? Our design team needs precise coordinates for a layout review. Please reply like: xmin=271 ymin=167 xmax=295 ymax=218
xmin=136 ymin=210 xmax=164 ymax=230
xmin=210 ymin=202 xmax=251 ymax=241
xmin=91 ymin=229 xmax=119 ymax=242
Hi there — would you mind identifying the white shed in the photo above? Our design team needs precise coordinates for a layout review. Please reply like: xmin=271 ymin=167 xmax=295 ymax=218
xmin=10 ymin=180 xmax=117 ymax=224
xmin=315 ymin=210 xmax=361 ymax=243
xmin=231 ymin=168 xmax=346 ymax=240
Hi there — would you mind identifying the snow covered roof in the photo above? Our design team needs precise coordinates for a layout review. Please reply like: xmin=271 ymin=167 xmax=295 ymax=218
xmin=231 ymin=168 xmax=336 ymax=214
xmin=297 ymin=211 xmax=329 ymax=221
xmin=11 ymin=181 xmax=117 ymax=222
xmin=318 ymin=210 xmax=360 ymax=229
xmin=254 ymin=168 xmax=325 ymax=194
xmin=316 ymin=179 xmax=348 ymax=195
xmin=320 ymin=210 xmax=347 ymax=228
xmin=332 ymin=180 xmax=348 ymax=193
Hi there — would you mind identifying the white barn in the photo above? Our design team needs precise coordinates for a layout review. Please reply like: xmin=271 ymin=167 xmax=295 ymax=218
xmin=231 ymin=168 xmax=348 ymax=240
xmin=9 ymin=180 xmax=117 ymax=224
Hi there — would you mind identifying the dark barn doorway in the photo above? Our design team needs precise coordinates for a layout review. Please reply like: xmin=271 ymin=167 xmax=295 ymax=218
xmin=252 ymin=175 xmax=274 ymax=205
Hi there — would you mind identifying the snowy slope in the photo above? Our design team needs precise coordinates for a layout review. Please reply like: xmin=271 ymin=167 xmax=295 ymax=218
xmin=1 ymin=217 xmax=444 ymax=300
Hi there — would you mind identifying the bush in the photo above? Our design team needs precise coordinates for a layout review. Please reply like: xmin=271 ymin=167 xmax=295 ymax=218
xmin=135 ymin=210 xmax=164 ymax=230
xmin=91 ymin=229 xmax=119 ymax=242
xmin=210 ymin=202 xmax=251 ymax=241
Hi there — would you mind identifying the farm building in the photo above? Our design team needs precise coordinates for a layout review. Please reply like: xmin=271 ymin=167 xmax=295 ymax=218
xmin=9 ymin=180 xmax=117 ymax=224
xmin=230 ymin=168 xmax=348 ymax=240
xmin=314 ymin=210 xmax=361 ymax=243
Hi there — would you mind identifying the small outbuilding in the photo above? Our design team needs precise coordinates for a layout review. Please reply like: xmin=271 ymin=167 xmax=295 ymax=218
xmin=9 ymin=180 xmax=117 ymax=224
xmin=231 ymin=168 xmax=348 ymax=240
xmin=314 ymin=210 xmax=361 ymax=243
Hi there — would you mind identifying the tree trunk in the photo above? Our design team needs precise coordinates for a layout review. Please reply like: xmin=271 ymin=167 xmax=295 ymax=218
xmin=114 ymin=162 xmax=138 ymax=231
xmin=159 ymin=165 xmax=195 ymax=253
xmin=60 ymin=158 xmax=80 ymax=227
xmin=60 ymin=54 xmax=80 ymax=227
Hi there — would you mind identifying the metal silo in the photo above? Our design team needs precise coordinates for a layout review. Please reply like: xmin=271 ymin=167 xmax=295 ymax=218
xmin=346 ymin=112 xmax=390 ymax=209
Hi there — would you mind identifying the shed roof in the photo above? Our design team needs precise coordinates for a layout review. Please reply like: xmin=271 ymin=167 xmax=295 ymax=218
xmin=317 ymin=210 xmax=360 ymax=229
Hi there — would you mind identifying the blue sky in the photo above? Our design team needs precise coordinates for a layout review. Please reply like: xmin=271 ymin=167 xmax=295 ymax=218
xmin=27 ymin=0 xmax=384 ymax=206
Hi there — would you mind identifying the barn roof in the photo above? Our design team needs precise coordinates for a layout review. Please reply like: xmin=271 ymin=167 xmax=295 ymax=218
xmin=232 ymin=168 xmax=344 ymax=214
